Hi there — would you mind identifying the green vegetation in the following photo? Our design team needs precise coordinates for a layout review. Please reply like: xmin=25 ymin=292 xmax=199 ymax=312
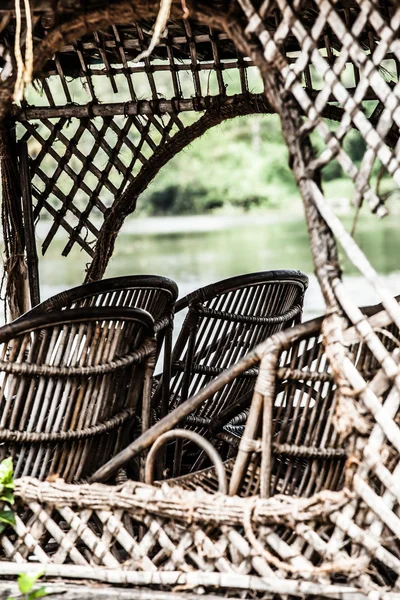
xmin=7 ymin=572 xmax=47 ymax=600
xmin=23 ymin=74 xmax=395 ymax=218
xmin=140 ymin=114 xmax=298 ymax=216
xmin=0 ymin=457 xmax=15 ymax=534
xmin=138 ymin=112 xmax=392 ymax=216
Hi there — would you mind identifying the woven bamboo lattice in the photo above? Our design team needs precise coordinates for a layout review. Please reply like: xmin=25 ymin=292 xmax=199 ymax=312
xmin=1 ymin=0 xmax=400 ymax=599
xmin=11 ymin=19 xmax=269 ymax=283
xmin=0 ymin=305 xmax=157 ymax=482
xmin=0 ymin=304 xmax=398 ymax=599
xmin=25 ymin=274 xmax=179 ymax=413
xmin=2 ymin=0 xmax=394 ymax=288
xmin=0 ymin=476 xmax=354 ymax=589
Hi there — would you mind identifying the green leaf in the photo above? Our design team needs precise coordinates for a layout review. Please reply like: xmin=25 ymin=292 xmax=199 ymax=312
xmin=17 ymin=572 xmax=44 ymax=594
xmin=29 ymin=586 xmax=48 ymax=599
xmin=0 ymin=489 xmax=14 ymax=504
xmin=0 ymin=458 xmax=14 ymax=490
xmin=0 ymin=510 xmax=15 ymax=526
xmin=0 ymin=509 xmax=15 ymax=534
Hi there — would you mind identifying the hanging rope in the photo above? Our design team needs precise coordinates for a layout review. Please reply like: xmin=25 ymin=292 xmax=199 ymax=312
xmin=0 ymin=125 xmax=28 ymax=320
xmin=135 ymin=0 xmax=173 ymax=61
xmin=13 ymin=0 xmax=33 ymax=103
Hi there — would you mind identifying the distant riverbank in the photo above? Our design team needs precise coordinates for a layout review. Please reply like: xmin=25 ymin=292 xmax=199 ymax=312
xmin=31 ymin=209 xmax=400 ymax=325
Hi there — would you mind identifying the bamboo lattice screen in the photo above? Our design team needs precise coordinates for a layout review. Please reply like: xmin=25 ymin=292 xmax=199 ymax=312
xmin=13 ymin=22 xmax=258 ymax=261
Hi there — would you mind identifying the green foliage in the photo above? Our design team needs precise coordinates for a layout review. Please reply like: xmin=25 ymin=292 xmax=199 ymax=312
xmin=344 ymin=131 xmax=367 ymax=163
xmin=140 ymin=114 xmax=299 ymax=216
xmin=7 ymin=571 xmax=47 ymax=600
xmin=322 ymin=160 xmax=343 ymax=182
xmin=0 ymin=457 xmax=15 ymax=534
xmin=0 ymin=510 xmax=15 ymax=532
xmin=0 ymin=457 xmax=14 ymax=496
xmin=147 ymin=184 xmax=212 ymax=215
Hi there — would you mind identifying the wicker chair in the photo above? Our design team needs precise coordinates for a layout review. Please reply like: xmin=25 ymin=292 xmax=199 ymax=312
xmin=0 ymin=306 xmax=155 ymax=482
xmin=21 ymin=275 xmax=178 ymax=417
xmin=166 ymin=270 xmax=308 ymax=476
xmin=165 ymin=316 xmax=339 ymax=497
xmin=155 ymin=300 xmax=398 ymax=499
xmin=91 ymin=271 xmax=308 ymax=484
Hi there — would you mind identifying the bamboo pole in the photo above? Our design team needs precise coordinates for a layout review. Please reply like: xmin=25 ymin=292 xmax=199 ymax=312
xmin=15 ymin=94 xmax=260 ymax=121
xmin=0 ymin=562 xmax=398 ymax=598
xmin=310 ymin=181 xmax=400 ymax=331
xmin=0 ymin=583 xmax=232 ymax=600
xmin=18 ymin=140 xmax=40 ymax=308
xmin=0 ymin=124 xmax=30 ymax=320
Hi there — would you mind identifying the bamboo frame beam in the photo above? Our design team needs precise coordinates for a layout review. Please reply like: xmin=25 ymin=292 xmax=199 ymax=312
xmin=15 ymin=87 xmax=391 ymax=122
xmin=0 ymin=562 xmax=398 ymax=599
xmin=0 ymin=583 xmax=233 ymax=600
xmin=15 ymin=93 xmax=260 ymax=121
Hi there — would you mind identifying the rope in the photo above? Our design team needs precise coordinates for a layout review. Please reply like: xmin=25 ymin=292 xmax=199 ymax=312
xmin=197 ymin=304 xmax=302 ymax=325
xmin=172 ymin=360 xmax=259 ymax=378
xmin=273 ymin=443 xmax=347 ymax=458
xmin=277 ymin=367 xmax=333 ymax=383
xmin=13 ymin=0 xmax=24 ymax=102
xmin=23 ymin=0 xmax=33 ymax=85
xmin=134 ymin=0 xmax=173 ymax=62
xmin=13 ymin=0 xmax=33 ymax=103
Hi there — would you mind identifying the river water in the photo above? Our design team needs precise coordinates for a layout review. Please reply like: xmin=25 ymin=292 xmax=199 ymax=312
xmin=35 ymin=209 xmax=400 ymax=329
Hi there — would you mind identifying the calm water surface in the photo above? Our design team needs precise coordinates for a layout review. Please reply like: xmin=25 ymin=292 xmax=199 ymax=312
xmin=35 ymin=210 xmax=400 ymax=329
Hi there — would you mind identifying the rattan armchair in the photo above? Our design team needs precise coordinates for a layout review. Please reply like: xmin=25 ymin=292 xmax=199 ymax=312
xmin=156 ymin=300 xmax=398 ymax=498
xmin=0 ymin=306 xmax=156 ymax=482
xmin=166 ymin=270 xmax=308 ymax=476
xmin=21 ymin=275 xmax=178 ymax=418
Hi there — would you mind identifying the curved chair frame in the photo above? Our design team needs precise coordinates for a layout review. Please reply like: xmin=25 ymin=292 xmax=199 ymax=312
xmin=92 ymin=298 xmax=396 ymax=495
xmin=94 ymin=271 xmax=308 ymax=482
xmin=163 ymin=299 xmax=399 ymax=499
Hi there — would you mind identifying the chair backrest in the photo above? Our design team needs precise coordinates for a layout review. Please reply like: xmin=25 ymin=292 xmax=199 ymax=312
xmin=168 ymin=270 xmax=308 ymax=475
xmin=24 ymin=275 xmax=178 ymax=335
xmin=24 ymin=275 xmax=178 ymax=414
xmin=160 ymin=301 xmax=398 ymax=496
xmin=0 ymin=306 xmax=154 ymax=482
